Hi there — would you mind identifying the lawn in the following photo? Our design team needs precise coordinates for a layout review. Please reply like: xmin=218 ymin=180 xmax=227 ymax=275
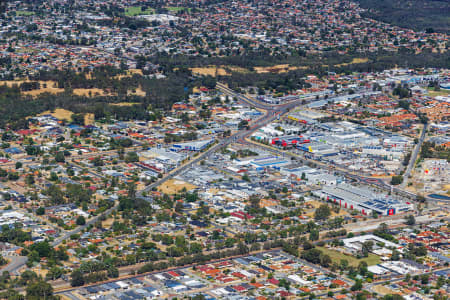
xmin=125 ymin=6 xmax=154 ymax=16
xmin=316 ymin=246 xmax=381 ymax=266
xmin=15 ymin=10 xmax=35 ymax=16
xmin=426 ymin=87 xmax=450 ymax=97
xmin=166 ymin=6 xmax=192 ymax=12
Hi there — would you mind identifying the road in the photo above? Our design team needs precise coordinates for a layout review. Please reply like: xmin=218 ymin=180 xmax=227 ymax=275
xmin=55 ymin=249 xmax=283 ymax=295
xmin=216 ymin=82 xmax=438 ymax=204
xmin=216 ymin=83 xmax=444 ymax=204
xmin=240 ymin=135 xmax=444 ymax=205
xmin=0 ymin=255 xmax=28 ymax=275
xmin=50 ymin=204 xmax=118 ymax=247
xmin=48 ymin=207 xmax=440 ymax=292
xmin=401 ymin=123 xmax=428 ymax=188
xmin=2 ymin=83 xmax=439 ymax=281
xmin=366 ymin=267 xmax=450 ymax=294
xmin=2 ymin=93 xmax=286 ymax=274
xmin=137 ymin=84 xmax=308 ymax=198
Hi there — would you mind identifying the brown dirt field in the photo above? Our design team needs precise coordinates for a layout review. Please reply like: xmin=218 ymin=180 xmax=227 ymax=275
xmin=32 ymin=267 xmax=48 ymax=278
xmin=110 ymin=102 xmax=140 ymax=107
xmin=73 ymin=88 xmax=111 ymax=97
xmin=23 ymin=87 xmax=65 ymax=96
xmin=254 ymin=64 xmax=307 ymax=74
xmin=305 ymin=200 xmax=349 ymax=218
xmin=129 ymin=69 xmax=143 ymax=75
xmin=1 ymin=80 xmax=64 ymax=96
xmin=101 ymin=217 xmax=116 ymax=229
xmin=335 ymin=58 xmax=369 ymax=67
xmin=372 ymin=285 xmax=398 ymax=296
xmin=228 ymin=66 xmax=250 ymax=73
xmin=38 ymin=109 xmax=74 ymax=121
xmin=0 ymin=80 xmax=118 ymax=98
xmin=191 ymin=64 xmax=311 ymax=75
xmin=0 ymin=80 xmax=28 ymax=87
xmin=158 ymin=179 xmax=197 ymax=194
xmin=127 ymin=86 xmax=146 ymax=97
xmin=85 ymin=113 xmax=95 ymax=125
xmin=190 ymin=67 xmax=230 ymax=77
xmin=113 ymin=69 xmax=144 ymax=79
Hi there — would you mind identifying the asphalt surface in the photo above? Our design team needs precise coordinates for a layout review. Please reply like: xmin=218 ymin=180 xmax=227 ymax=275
xmin=0 ymin=255 xmax=28 ymax=275
xmin=137 ymin=84 xmax=307 ymax=198
xmin=2 ymin=83 xmax=442 ymax=281
xmin=401 ymin=123 xmax=428 ymax=188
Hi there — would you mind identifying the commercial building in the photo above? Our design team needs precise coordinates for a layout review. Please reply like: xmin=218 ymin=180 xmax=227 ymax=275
xmin=313 ymin=183 xmax=413 ymax=215
xmin=170 ymin=138 xmax=215 ymax=152
xmin=250 ymin=156 xmax=290 ymax=170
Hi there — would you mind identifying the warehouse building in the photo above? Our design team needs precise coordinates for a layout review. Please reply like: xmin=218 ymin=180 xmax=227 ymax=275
xmin=312 ymin=183 xmax=413 ymax=216
xmin=250 ymin=156 xmax=290 ymax=170
xmin=170 ymin=138 xmax=215 ymax=152
xmin=297 ymin=142 xmax=339 ymax=157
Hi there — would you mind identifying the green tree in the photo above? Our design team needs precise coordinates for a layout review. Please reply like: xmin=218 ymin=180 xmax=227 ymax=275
xmin=301 ymin=248 xmax=322 ymax=264
xmin=49 ymin=172 xmax=58 ymax=181
xmin=314 ymin=204 xmax=331 ymax=220
xmin=309 ymin=229 xmax=319 ymax=241
xmin=249 ymin=195 xmax=260 ymax=209
xmin=70 ymin=269 xmax=85 ymax=287
xmin=107 ymin=266 xmax=119 ymax=278
xmin=383 ymin=295 xmax=405 ymax=300
xmin=76 ymin=216 xmax=86 ymax=226
xmin=26 ymin=280 xmax=56 ymax=299
xmin=242 ymin=173 xmax=250 ymax=182
xmin=391 ymin=175 xmax=403 ymax=185
xmin=405 ymin=215 xmax=415 ymax=226
xmin=46 ymin=266 xmax=63 ymax=280
xmin=71 ymin=113 xmax=85 ymax=125
xmin=55 ymin=151 xmax=65 ymax=163
xmin=351 ymin=279 xmax=363 ymax=291
xmin=124 ymin=152 xmax=139 ymax=163
xmin=25 ymin=174 xmax=35 ymax=185
xmin=361 ymin=241 xmax=374 ymax=257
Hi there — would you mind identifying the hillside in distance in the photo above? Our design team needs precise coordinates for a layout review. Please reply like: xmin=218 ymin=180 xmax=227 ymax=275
xmin=357 ymin=0 xmax=450 ymax=33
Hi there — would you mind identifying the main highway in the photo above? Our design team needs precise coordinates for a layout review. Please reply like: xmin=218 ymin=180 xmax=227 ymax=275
xmin=2 ymin=83 xmax=297 ymax=275
xmin=136 ymin=84 xmax=303 ymax=197
xmin=2 ymin=82 xmax=440 ymax=279
xmin=216 ymin=83 xmax=445 ymax=204
xmin=401 ymin=122 xmax=428 ymax=188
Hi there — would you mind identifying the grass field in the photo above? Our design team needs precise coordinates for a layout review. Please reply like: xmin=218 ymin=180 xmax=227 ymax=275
xmin=316 ymin=246 xmax=381 ymax=266
xmin=125 ymin=6 xmax=154 ymax=16
xmin=166 ymin=6 xmax=192 ymax=12
xmin=16 ymin=11 xmax=35 ymax=16
xmin=426 ymin=87 xmax=450 ymax=97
